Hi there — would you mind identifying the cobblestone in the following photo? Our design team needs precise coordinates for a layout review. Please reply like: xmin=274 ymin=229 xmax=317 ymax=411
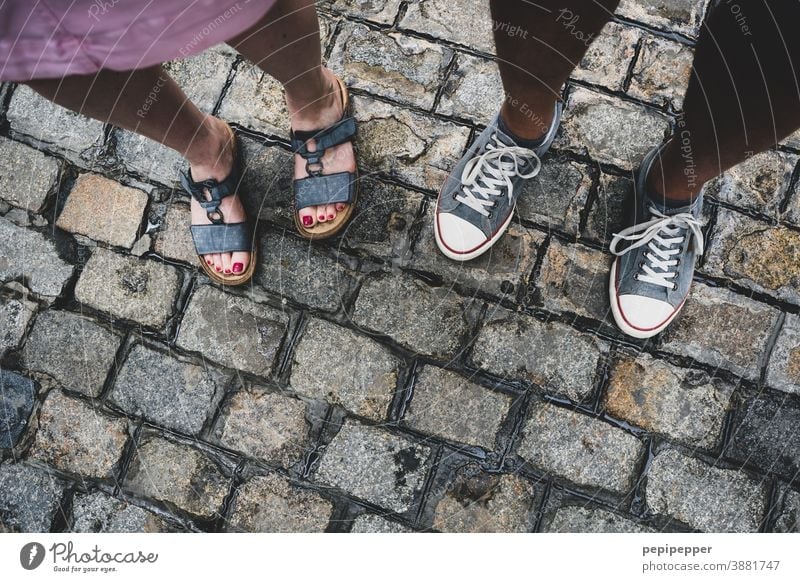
xmin=325 ymin=0 xmax=402 ymax=24
xmin=645 ymin=448 xmax=767 ymax=532
xmin=0 ymin=462 xmax=67 ymax=532
xmin=290 ymin=318 xmax=399 ymax=421
xmin=471 ymin=309 xmax=607 ymax=402
xmin=22 ymin=310 xmax=122 ymax=397
xmin=773 ymin=487 xmax=800 ymax=533
xmin=0 ymin=293 xmax=36 ymax=356
xmin=71 ymin=492 xmax=172 ymax=533
xmin=31 ymin=390 xmax=128 ymax=479
xmin=604 ymin=353 xmax=734 ymax=449
xmin=0 ymin=137 xmax=59 ymax=212
xmin=0 ymin=369 xmax=36 ymax=449
xmin=56 ymin=174 xmax=148 ymax=249
xmin=124 ymin=437 xmax=230 ymax=518
xmin=616 ymin=0 xmax=708 ymax=38
xmin=543 ymin=504 xmax=653 ymax=533
xmin=403 ymin=365 xmax=511 ymax=450
xmin=110 ymin=343 xmax=227 ymax=435
xmin=115 ymin=131 xmax=184 ymax=188
xmin=628 ymin=35 xmax=694 ymax=108
xmin=767 ymin=314 xmax=800 ymax=395
xmin=74 ymin=248 xmax=181 ymax=328
xmin=316 ymin=420 xmax=432 ymax=513
xmin=519 ymin=402 xmax=644 ymax=494
xmin=351 ymin=514 xmax=410 ymax=532
xmin=571 ymin=22 xmax=640 ymax=91
xmin=217 ymin=66 xmax=287 ymax=137
xmin=176 ymin=285 xmax=290 ymax=377
xmin=152 ymin=202 xmax=196 ymax=264
xmin=585 ymin=172 xmax=632 ymax=245
xmin=436 ymin=54 xmax=502 ymax=125
xmin=227 ymin=473 xmax=332 ymax=532
xmin=164 ymin=45 xmax=236 ymax=114
xmin=399 ymin=0 xmax=494 ymax=54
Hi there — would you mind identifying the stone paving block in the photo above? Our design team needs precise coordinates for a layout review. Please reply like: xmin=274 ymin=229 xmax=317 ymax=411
xmin=410 ymin=207 xmax=545 ymax=299
xmin=31 ymin=390 xmax=128 ymax=479
xmin=316 ymin=420 xmax=432 ymax=513
xmin=74 ymin=248 xmax=181 ymax=328
xmin=534 ymin=238 xmax=612 ymax=323
xmin=352 ymin=272 xmax=472 ymax=359
xmin=290 ymin=318 xmax=399 ymax=421
xmin=517 ymin=156 xmax=593 ymax=236
xmin=238 ymin=139 xmax=294 ymax=225
xmin=628 ymin=35 xmax=694 ymax=108
xmin=228 ymin=473 xmax=332 ymax=532
xmin=660 ymin=284 xmax=779 ymax=381
xmin=616 ymin=0 xmax=708 ymax=37
xmin=218 ymin=64 xmax=287 ymax=137
xmin=7 ymin=86 xmax=105 ymax=164
xmin=71 ymin=491 xmax=171 ymax=533
xmin=767 ymin=314 xmax=800 ymax=396
xmin=555 ymin=86 xmax=671 ymax=170
xmin=0 ymin=369 xmax=36 ymax=449
xmin=177 ymin=285 xmax=289 ymax=377
xmin=0 ymin=293 xmax=36 ymax=356
xmin=110 ymin=344 xmax=227 ymax=435
xmin=164 ymin=45 xmax=237 ymax=114
xmin=0 ymin=217 xmax=74 ymax=299
xmin=431 ymin=465 xmax=540 ymax=532
xmin=519 ymin=402 xmax=644 ymax=493
xmin=115 ymin=130 xmax=184 ymax=188
xmin=604 ymin=353 xmax=734 ymax=449
xmin=702 ymin=150 xmax=796 ymax=219
xmin=340 ymin=177 xmax=424 ymax=260
xmin=773 ymin=487 xmax=800 ymax=532
xmin=704 ymin=208 xmax=800 ymax=305
xmin=399 ymin=0 xmax=494 ymax=54
xmin=727 ymin=391 xmax=800 ymax=482
xmin=0 ymin=136 xmax=59 ymax=212
xmin=329 ymin=23 xmax=452 ymax=109
xmin=351 ymin=514 xmax=411 ymax=532
xmin=56 ymin=173 xmax=149 ymax=249
xmin=645 ymin=448 xmax=767 ymax=532
xmin=325 ymin=0 xmax=402 ymax=24
xmin=471 ymin=309 xmax=606 ymax=402
xmin=0 ymin=462 xmax=67 ymax=532
xmin=782 ymin=129 xmax=800 ymax=150
xmin=585 ymin=171 xmax=632 ymax=245
xmin=22 ymin=310 xmax=122 ymax=397
xmin=253 ymin=229 xmax=356 ymax=312
xmin=152 ymin=202 xmax=196 ymax=264
xmin=403 ymin=365 xmax=511 ymax=450
xmin=212 ymin=388 xmax=310 ymax=468
xmin=125 ymin=437 xmax=230 ymax=518
xmin=543 ymin=505 xmax=654 ymax=533
xmin=353 ymin=96 xmax=470 ymax=190
xmin=571 ymin=22 xmax=640 ymax=91
xmin=436 ymin=54 xmax=503 ymax=125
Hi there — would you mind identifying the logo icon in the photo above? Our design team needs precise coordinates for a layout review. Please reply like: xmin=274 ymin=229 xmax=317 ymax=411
xmin=20 ymin=542 xmax=46 ymax=570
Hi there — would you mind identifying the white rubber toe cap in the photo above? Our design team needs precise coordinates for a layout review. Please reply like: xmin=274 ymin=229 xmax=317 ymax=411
xmin=435 ymin=212 xmax=488 ymax=260
xmin=614 ymin=294 xmax=678 ymax=338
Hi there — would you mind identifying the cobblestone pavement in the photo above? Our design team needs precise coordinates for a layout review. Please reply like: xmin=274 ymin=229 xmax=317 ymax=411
xmin=1 ymin=0 xmax=799 ymax=533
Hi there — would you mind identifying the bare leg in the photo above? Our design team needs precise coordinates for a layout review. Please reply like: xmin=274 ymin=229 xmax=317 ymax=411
xmin=649 ymin=0 xmax=800 ymax=203
xmin=490 ymin=0 xmax=619 ymax=140
xmin=228 ymin=0 xmax=356 ymax=229
xmin=27 ymin=67 xmax=247 ymax=275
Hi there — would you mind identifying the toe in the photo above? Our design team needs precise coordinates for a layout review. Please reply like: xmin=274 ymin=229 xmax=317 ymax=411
xmin=221 ymin=252 xmax=233 ymax=275
xmin=212 ymin=253 xmax=223 ymax=273
xmin=316 ymin=205 xmax=328 ymax=223
xmin=203 ymin=254 xmax=214 ymax=268
xmin=335 ymin=202 xmax=346 ymax=212
xmin=325 ymin=204 xmax=337 ymax=221
xmin=231 ymin=251 xmax=248 ymax=275
xmin=298 ymin=207 xmax=316 ymax=230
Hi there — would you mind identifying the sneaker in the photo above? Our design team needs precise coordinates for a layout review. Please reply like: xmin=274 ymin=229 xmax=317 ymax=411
xmin=609 ymin=145 xmax=705 ymax=339
xmin=434 ymin=102 xmax=562 ymax=262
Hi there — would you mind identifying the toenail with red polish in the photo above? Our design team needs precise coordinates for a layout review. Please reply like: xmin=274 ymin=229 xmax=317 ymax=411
xmin=233 ymin=263 xmax=243 ymax=273
xmin=215 ymin=266 xmax=222 ymax=272
xmin=319 ymin=215 xmax=325 ymax=220
xmin=328 ymin=214 xmax=334 ymax=219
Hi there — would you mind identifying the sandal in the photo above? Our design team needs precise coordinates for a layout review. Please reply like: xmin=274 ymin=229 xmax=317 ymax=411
xmin=180 ymin=124 xmax=257 ymax=286
xmin=291 ymin=76 xmax=359 ymax=239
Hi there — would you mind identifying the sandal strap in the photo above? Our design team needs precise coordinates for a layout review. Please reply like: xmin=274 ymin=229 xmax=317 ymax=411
xmin=290 ymin=116 xmax=357 ymax=163
xmin=294 ymin=171 xmax=356 ymax=210
xmin=190 ymin=222 xmax=253 ymax=255
xmin=180 ymin=161 xmax=240 ymax=224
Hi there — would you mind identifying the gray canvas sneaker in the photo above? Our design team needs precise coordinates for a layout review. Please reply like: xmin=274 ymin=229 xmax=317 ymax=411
xmin=434 ymin=101 xmax=562 ymax=261
xmin=609 ymin=145 xmax=705 ymax=339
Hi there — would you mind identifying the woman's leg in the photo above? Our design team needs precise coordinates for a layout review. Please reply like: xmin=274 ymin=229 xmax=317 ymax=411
xmin=227 ymin=0 xmax=355 ymax=229
xmin=27 ymin=67 xmax=247 ymax=275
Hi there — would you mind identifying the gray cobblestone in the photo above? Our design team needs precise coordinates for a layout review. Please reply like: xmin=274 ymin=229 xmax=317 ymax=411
xmin=0 ymin=137 xmax=59 ymax=212
xmin=351 ymin=514 xmax=411 ymax=532
xmin=115 ymin=130 xmax=184 ymax=188
xmin=604 ymin=353 xmax=734 ymax=449
xmin=217 ymin=65 xmax=287 ymax=137
xmin=176 ymin=285 xmax=290 ymax=377
xmin=316 ymin=420 xmax=432 ymax=513
xmin=399 ymin=0 xmax=494 ymax=54
xmin=31 ymin=390 xmax=128 ymax=479
xmin=585 ymin=172 xmax=632 ymax=245
xmin=227 ymin=473 xmax=332 ymax=532
xmin=471 ymin=309 xmax=607 ymax=402
xmin=660 ymin=285 xmax=779 ymax=381
xmin=0 ymin=293 xmax=36 ymax=357
xmin=773 ymin=487 xmax=800 ymax=532
xmin=571 ymin=22 xmax=640 ymax=91
xmin=519 ymin=402 xmax=644 ymax=494
xmin=325 ymin=0 xmax=402 ymax=24
xmin=152 ymin=202 xmax=196 ymax=264
xmin=645 ymin=448 xmax=767 ymax=532
xmin=628 ymin=35 xmax=694 ymax=108
xmin=110 ymin=343 xmax=227 ymax=435
xmin=290 ymin=318 xmax=399 ymax=421
xmin=238 ymin=139 xmax=293 ymax=225
xmin=71 ymin=491 xmax=172 ymax=533
xmin=22 ymin=310 xmax=122 ymax=397
xmin=0 ymin=369 xmax=36 ymax=449
xmin=165 ymin=45 xmax=237 ymax=114
xmin=436 ymin=54 xmax=502 ymax=125
xmin=616 ymin=0 xmax=708 ymax=38
xmin=543 ymin=505 xmax=654 ymax=533
xmin=767 ymin=314 xmax=800 ymax=395
xmin=0 ymin=462 xmax=67 ymax=532
xmin=74 ymin=248 xmax=181 ymax=328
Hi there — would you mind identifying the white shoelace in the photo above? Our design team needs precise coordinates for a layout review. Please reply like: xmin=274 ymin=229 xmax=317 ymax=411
xmin=609 ymin=206 xmax=704 ymax=290
xmin=455 ymin=134 xmax=542 ymax=217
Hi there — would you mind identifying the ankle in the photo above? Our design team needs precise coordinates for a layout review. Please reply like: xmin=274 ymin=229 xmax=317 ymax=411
xmin=285 ymin=67 xmax=339 ymax=130
xmin=500 ymin=98 xmax=555 ymax=141
xmin=186 ymin=116 xmax=233 ymax=181
xmin=646 ymin=141 xmax=704 ymax=204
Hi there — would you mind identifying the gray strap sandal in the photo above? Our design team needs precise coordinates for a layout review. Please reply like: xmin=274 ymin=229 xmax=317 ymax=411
xmin=291 ymin=76 xmax=358 ymax=240
xmin=180 ymin=124 xmax=257 ymax=285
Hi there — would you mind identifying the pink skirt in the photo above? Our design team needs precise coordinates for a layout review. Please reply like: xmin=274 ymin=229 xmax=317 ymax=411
xmin=0 ymin=0 xmax=276 ymax=81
